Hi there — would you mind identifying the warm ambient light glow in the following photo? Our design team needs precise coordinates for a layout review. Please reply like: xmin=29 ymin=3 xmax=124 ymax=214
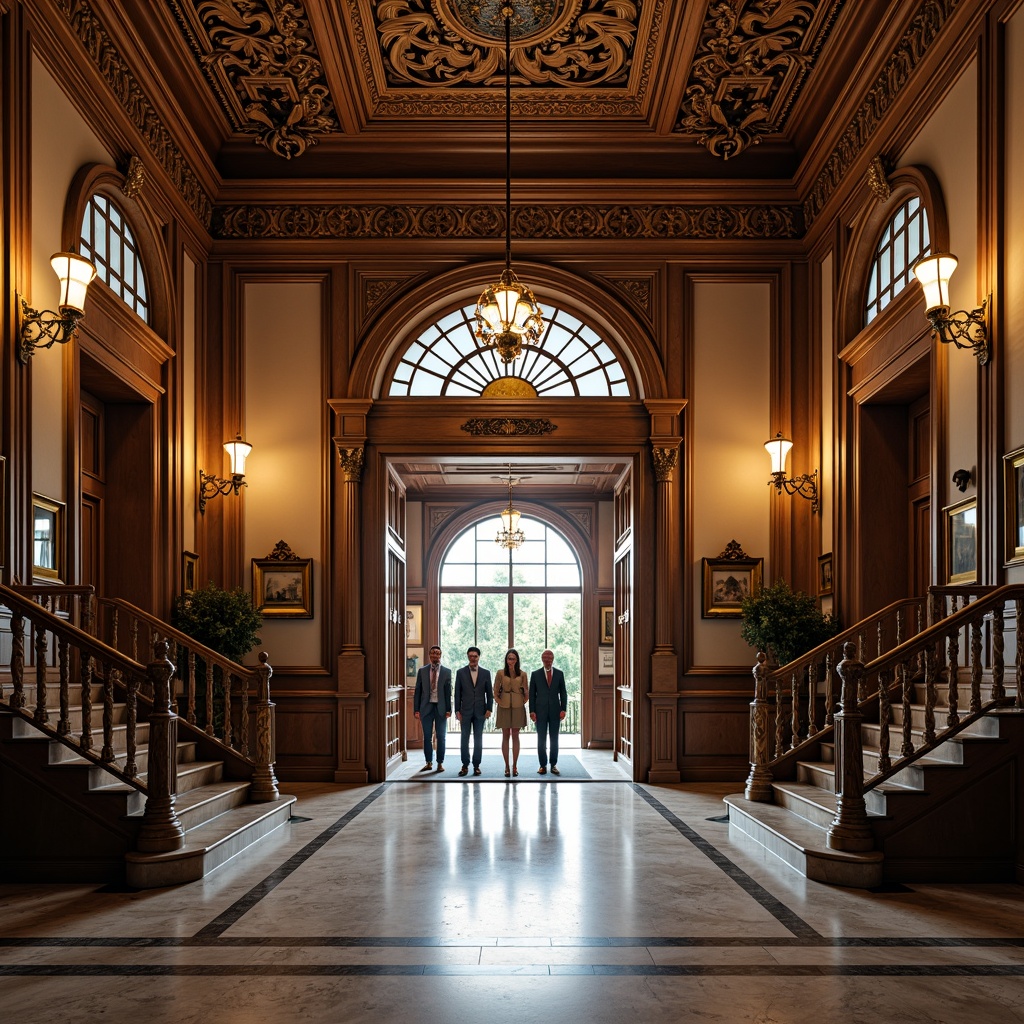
xmin=199 ymin=434 xmax=253 ymax=514
xmin=763 ymin=433 xmax=793 ymax=477
xmin=496 ymin=465 xmax=525 ymax=550
xmin=911 ymin=252 xmax=959 ymax=312
xmin=911 ymin=251 xmax=990 ymax=364
xmin=18 ymin=251 xmax=97 ymax=363
xmin=765 ymin=432 xmax=819 ymax=513
xmin=224 ymin=434 xmax=253 ymax=477
xmin=51 ymin=251 xmax=97 ymax=313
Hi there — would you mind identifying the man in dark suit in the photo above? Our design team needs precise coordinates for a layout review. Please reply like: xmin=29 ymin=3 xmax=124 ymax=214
xmin=454 ymin=646 xmax=493 ymax=776
xmin=413 ymin=644 xmax=452 ymax=772
xmin=529 ymin=649 xmax=568 ymax=775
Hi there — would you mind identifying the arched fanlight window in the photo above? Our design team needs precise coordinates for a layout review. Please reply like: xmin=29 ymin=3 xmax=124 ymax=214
xmin=865 ymin=196 xmax=930 ymax=325
xmin=387 ymin=302 xmax=631 ymax=397
xmin=79 ymin=193 xmax=150 ymax=323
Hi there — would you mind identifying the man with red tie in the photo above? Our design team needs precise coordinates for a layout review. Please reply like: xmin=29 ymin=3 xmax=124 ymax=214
xmin=529 ymin=649 xmax=568 ymax=775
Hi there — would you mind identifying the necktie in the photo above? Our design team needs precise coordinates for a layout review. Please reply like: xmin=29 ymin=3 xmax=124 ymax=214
xmin=431 ymin=666 xmax=437 ymax=686
xmin=546 ymin=669 xmax=552 ymax=686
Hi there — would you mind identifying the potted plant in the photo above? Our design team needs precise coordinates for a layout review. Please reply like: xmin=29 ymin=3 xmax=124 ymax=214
xmin=739 ymin=578 xmax=840 ymax=667
xmin=171 ymin=582 xmax=263 ymax=731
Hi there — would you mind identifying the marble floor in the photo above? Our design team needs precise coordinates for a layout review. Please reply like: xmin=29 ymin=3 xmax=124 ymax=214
xmin=2 ymin=752 xmax=1023 ymax=1024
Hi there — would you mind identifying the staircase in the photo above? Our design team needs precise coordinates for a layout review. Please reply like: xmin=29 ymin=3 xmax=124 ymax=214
xmin=0 ymin=583 xmax=295 ymax=888
xmin=726 ymin=586 xmax=1024 ymax=887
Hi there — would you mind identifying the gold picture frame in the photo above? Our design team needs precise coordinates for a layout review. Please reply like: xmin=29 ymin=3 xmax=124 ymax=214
xmin=944 ymin=496 xmax=978 ymax=584
xmin=406 ymin=603 xmax=423 ymax=645
xmin=252 ymin=551 xmax=313 ymax=618
xmin=1003 ymin=445 xmax=1024 ymax=565
xmin=32 ymin=493 xmax=66 ymax=582
xmin=599 ymin=604 xmax=614 ymax=644
xmin=701 ymin=555 xmax=763 ymax=618
xmin=817 ymin=552 xmax=833 ymax=596
xmin=182 ymin=551 xmax=198 ymax=594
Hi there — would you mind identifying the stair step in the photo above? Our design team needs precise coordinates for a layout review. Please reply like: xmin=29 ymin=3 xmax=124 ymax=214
xmin=124 ymin=794 xmax=297 ymax=888
xmin=153 ymin=779 xmax=252 ymax=832
xmin=723 ymin=793 xmax=884 ymax=888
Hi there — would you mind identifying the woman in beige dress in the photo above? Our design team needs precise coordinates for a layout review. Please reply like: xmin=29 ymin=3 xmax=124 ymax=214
xmin=494 ymin=648 xmax=529 ymax=777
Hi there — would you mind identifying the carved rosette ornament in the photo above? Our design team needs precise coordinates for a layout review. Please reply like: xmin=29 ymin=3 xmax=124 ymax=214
xmin=121 ymin=156 xmax=145 ymax=200
xmin=336 ymin=444 xmax=365 ymax=481
xmin=718 ymin=539 xmax=751 ymax=560
xmin=650 ymin=445 xmax=678 ymax=482
xmin=263 ymin=540 xmax=300 ymax=561
xmin=461 ymin=418 xmax=556 ymax=436
xmin=676 ymin=0 xmax=842 ymax=160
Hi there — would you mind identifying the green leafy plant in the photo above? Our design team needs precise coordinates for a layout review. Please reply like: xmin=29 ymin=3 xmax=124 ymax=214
xmin=739 ymin=578 xmax=840 ymax=667
xmin=171 ymin=582 xmax=262 ymax=663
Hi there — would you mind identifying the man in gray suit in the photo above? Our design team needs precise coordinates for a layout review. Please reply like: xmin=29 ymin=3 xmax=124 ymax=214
xmin=454 ymin=646 xmax=493 ymax=776
xmin=413 ymin=644 xmax=452 ymax=772
xmin=529 ymin=649 xmax=568 ymax=775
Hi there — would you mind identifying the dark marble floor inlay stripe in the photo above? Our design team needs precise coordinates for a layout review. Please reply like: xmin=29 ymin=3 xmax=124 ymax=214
xmin=193 ymin=783 xmax=391 ymax=939
xmin=632 ymin=784 xmax=822 ymax=941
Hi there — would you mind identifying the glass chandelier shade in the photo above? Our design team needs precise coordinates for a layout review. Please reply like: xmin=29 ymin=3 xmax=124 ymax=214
xmin=495 ymin=467 xmax=526 ymax=550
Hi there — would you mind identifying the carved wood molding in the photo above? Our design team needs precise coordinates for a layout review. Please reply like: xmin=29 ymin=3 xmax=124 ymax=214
xmin=120 ymin=155 xmax=145 ymax=200
xmin=166 ymin=0 xmax=340 ymax=159
xmin=56 ymin=0 xmax=213 ymax=227
xmin=461 ymin=418 xmax=557 ymax=436
xmin=428 ymin=505 xmax=460 ymax=537
xmin=356 ymin=274 xmax=414 ymax=327
xmin=263 ymin=539 xmax=301 ymax=560
xmin=676 ymin=0 xmax=844 ymax=161
xmin=213 ymin=202 xmax=803 ymax=240
xmin=564 ymin=505 xmax=595 ymax=539
xmin=804 ymin=0 xmax=957 ymax=227
xmin=650 ymin=444 xmax=678 ymax=482
xmin=335 ymin=443 xmax=365 ymax=480
xmin=602 ymin=275 xmax=655 ymax=323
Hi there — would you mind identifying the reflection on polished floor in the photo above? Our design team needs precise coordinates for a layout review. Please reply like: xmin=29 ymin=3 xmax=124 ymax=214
xmin=2 ymin=767 xmax=1023 ymax=1024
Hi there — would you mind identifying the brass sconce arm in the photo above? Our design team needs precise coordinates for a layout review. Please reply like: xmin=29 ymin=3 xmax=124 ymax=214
xmin=198 ymin=470 xmax=246 ymax=514
xmin=18 ymin=298 xmax=85 ymax=364
xmin=769 ymin=470 xmax=819 ymax=513
xmin=925 ymin=298 xmax=989 ymax=364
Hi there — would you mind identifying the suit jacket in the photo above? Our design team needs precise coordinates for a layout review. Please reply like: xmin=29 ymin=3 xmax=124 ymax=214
xmin=453 ymin=665 xmax=493 ymax=718
xmin=529 ymin=667 xmax=568 ymax=719
xmin=413 ymin=663 xmax=452 ymax=716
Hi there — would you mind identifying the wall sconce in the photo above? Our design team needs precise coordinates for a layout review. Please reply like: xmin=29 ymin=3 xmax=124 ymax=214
xmin=765 ymin=433 xmax=819 ymax=513
xmin=198 ymin=435 xmax=252 ymax=514
xmin=911 ymin=252 xmax=990 ymax=365
xmin=18 ymin=252 xmax=97 ymax=363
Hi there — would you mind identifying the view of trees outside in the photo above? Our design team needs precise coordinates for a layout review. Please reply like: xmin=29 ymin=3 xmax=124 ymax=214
xmin=439 ymin=515 xmax=582 ymax=732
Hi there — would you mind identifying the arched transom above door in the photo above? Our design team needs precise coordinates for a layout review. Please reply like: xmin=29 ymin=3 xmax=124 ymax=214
xmin=387 ymin=301 xmax=632 ymax=398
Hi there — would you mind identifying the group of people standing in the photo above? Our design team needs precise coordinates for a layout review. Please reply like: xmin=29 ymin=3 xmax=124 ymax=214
xmin=412 ymin=645 xmax=568 ymax=777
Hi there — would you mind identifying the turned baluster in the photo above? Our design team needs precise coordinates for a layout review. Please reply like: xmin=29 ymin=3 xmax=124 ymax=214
xmin=877 ymin=618 xmax=884 ymax=660
xmin=57 ymin=636 xmax=71 ymax=738
xmin=10 ymin=611 xmax=25 ymax=709
xmin=991 ymin=606 xmax=1005 ymax=701
xmin=827 ymin=642 xmax=874 ymax=851
xmin=80 ymin=650 xmax=94 ymax=752
xmin=900 ymin=658 xmax=914 ymax=757
xmin=129 ymin=616 xmax=138 ymax=662
xmin=789 ymin=668 xmax=800 ymax=750
xmin=970 ymin=618 xmax=983 ymax=715
xmin=185 ymin=648 xmax=196 ymax=724
xmin=223 ymin=670 xmax=234 ymax=748
xmin=744 ymin=653 xmax=774 ymax=801
xmin=249 ymin=652 xmax=280 ymax=802
xmin=807 ymin=656 xmax=820 ymax=738
xmin=240 ymin=672 xmax=250 ymax=758
xmin=101 ymin=666 xmax=117 ymax=763
xmin=124 ymin=675 xmax=138 ymax=778
xmin=923 ymin=642 xmax=937 ymax=746
xmin=877 ymin=666 xmax=892 ymax=774
xmin=33 ymin=627 xmax=49 ymax=725
xmin=916 ymin=605 xmax=925 ymax=675
xmin=946 ymin=627 xmax=960 ymax=729
xmin=205 ymin=658 xmax=215 ymax=736
xmin=774 ymin=673 xmax=784 ymax=760
xmin=824 ymin=649 xmax=835 ymax=727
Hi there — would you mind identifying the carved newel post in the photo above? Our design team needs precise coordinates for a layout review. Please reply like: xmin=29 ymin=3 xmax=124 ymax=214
xmin=136 ymin=640 xmax=185 ymax=852
xmin=826 ymin=641 xmax=874 ymax=852
xmin=249 ymin=651 xmax=280 ymax=802
xmin=744 ymin=652 xmax=773 ymax=801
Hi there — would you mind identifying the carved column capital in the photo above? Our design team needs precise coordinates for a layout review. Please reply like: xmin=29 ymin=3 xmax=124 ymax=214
xmin=650 ymin=445 xmax=679 ymax=483
xmin=336 ymin=443 xmax=364 ymax=481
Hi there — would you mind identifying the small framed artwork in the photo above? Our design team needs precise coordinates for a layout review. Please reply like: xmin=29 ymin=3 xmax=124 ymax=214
xmin=945 ymin=496 xmax=978 ymax=584
xmin=406 ymin=603 xmax=423 ymax=645
xmin=1003 ymin=445 xmax=1024 ymax=565
xmin=817 ymin=552 xmax=833 ymax=596
xmin=32 ymin=494 xmax=66 ymax=582
xmin=598 ymin=647 xmax=614 ymax=675
xmin=701 ymin=554 xmax=763 ymax=618
xmin=406 ymin=648 xmax=423 ymax=678
xmin=181 ymin=551 xmax=198 ymax=594
xmin=600 ymin=604 xmax=614 ymax=644
xmin=252 ymin=541 xmax=313 ymax=618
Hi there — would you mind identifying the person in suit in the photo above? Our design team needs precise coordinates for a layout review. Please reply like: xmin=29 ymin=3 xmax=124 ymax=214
xmin=494 ymin=648 xmax=529 ymax=777
xmin=454 ymin=646 xmax=493 ymax=776
xmin=413 ymin=644 xmax=452 ymax=772
xmin=529 ymin=649 xmax=568 ymax=775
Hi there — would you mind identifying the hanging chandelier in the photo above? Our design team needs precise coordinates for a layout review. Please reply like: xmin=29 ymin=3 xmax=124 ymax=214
xmin=474 ymin=4 xmax=544 ymax=365
xmin=496 ymin=465 xmax=525 ymax=550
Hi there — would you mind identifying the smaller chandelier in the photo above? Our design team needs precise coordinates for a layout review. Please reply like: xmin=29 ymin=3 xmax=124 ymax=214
xmin=474 ymin=4 xmax=543 ymax=364
xmin=496 ymin=465 xmax=525 ymax=550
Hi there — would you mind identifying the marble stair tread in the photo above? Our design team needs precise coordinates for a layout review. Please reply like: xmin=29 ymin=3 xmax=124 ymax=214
xmin=124 ymin=794 xmax=297 ymax=888
xmin=91 ymin=759 xmax=224 ymax=794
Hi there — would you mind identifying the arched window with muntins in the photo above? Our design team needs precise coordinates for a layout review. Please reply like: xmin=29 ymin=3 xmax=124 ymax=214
xmin=387 ymin=302 xmax=631 ymax=397
xmin=865 ymin=196 xmax=930 ymax=325
xmin=79 ymin=193 xmax=150 ymax=323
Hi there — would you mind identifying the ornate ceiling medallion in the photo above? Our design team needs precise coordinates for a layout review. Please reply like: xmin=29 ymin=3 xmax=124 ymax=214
xmin=676 ymin=0 xmax=843 ymax=161
xmin=436 ymin=1 xmax=576 ymax=46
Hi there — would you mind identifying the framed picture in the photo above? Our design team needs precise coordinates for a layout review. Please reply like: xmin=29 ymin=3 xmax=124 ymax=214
xmin=600 ymin=604 xmax=614 ymax=644
xmin=181 ymin=551 xmax=198 ymax=594
xmin=1003 ymin=445 xmax=1024 ymax=565
xmin=406 ymin=648 xmax=423 ymax=678
xmin=817 ymin=552 xmax=833 ymax=596
xmin=252 ymin=550 xmax=313 ymax=618
xmin=32 ymin=494 xmax=66 ymax=582
xmin=406 ymin=603 xmax=423 ymax=645
xmin=598 ymin=647 xmax=614 ymax=675
xmin=701 ymin=555 xmax=763 ymax=618
xmin=945 ymin=496 xmax=978 ymax=584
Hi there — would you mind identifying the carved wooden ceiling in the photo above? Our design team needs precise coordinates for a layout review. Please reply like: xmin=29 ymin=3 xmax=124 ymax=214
xmin=102 ymin=0 xmax=904 ymax=185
